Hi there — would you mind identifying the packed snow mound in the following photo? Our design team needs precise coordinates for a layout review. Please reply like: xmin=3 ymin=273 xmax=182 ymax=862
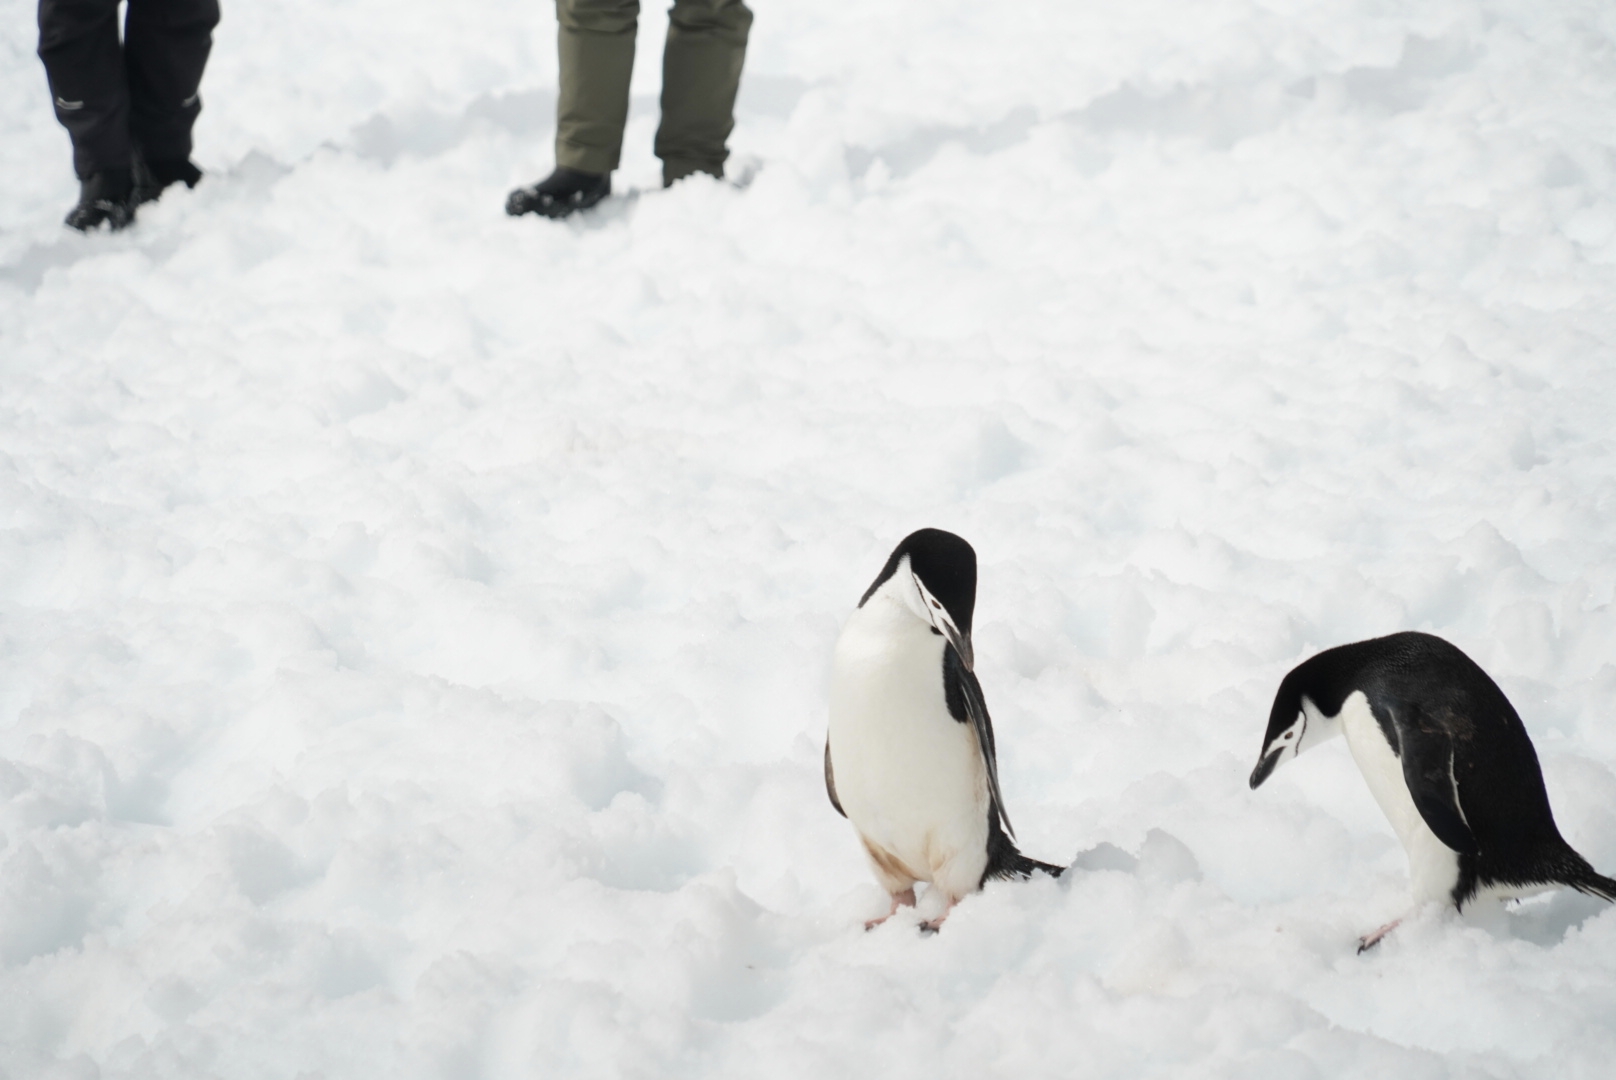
xmin=5 ymin=0 xmax=1616 ymax=1076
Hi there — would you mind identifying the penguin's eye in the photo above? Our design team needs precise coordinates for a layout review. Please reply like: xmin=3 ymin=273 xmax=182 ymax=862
xmin=931 ymin=600 xmax=941 ymax=610
xmin=1281 ymin=731 xmax=1293 ymax=740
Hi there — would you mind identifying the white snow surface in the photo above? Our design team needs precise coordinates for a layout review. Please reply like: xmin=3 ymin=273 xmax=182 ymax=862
xmin=5 ymin=0 xmax=1616 ymax=1076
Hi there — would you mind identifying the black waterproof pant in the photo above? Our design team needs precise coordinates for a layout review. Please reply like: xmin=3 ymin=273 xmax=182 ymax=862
xmin=38 ymin=0 xmax=220 ymax=179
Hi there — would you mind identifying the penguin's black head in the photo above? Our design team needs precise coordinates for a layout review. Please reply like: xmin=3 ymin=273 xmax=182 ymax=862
xmin=1250 ymin=646 xmax=1361 ymax=789
xmin=1250 ymin=674 xmax=1307 ymax=789
xmin=860 ymin=528 xmax=978 ymax=666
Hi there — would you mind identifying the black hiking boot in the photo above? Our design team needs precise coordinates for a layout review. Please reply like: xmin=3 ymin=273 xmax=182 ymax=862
xmin=506 ymin=167 xmax=610 ymax=219
xmin=133 ymin=156 xmax=203 ymax=206
xmin=64 ymin=167 xmax=135 ymax=232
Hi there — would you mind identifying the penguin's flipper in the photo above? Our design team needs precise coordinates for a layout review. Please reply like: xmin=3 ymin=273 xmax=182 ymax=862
xmin=824 ymin=739 xmax=846 ymax=818
xmin=944 ymin=644 xmax=1014 ymax=838
xmin=1389 ymin=702 xmax=1480 ymax=856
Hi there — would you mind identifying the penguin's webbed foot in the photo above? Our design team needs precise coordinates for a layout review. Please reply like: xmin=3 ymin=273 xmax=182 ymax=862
xmin=864 ymin=888 xmax=916 ymax=931
xmin=1357 ymin=917 xmax=1403 ymax=953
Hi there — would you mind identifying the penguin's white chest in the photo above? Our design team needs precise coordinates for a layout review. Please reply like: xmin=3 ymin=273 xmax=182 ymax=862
xmin=827 ymin=604 xmax=989 ymax=891
xmin=1336 ymin=691 xmax=1460 ymax=905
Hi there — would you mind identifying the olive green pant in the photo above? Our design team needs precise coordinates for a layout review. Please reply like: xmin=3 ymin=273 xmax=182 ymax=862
xmin=555 ymin=0 xmax=751 ymax=182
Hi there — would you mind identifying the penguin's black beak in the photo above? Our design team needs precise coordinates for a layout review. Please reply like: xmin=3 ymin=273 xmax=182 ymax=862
xmin=912 ymin=572 xmax=974 ymax=671
xmin=1249 ymin=750 xmax=1280 ymax=789
xmin=938 ymin=619 xmax=974 ymax=673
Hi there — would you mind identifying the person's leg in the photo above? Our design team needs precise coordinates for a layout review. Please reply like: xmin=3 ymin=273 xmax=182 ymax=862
xmin=655 ymin=0 xmax=750 ymax=185
xmin=508 ymin=0 xmax=636 ymax=218
xmin=555 ymin=0 xmax=639 ymax=175
xmin=124 ymin=0 xmax=219 ymax=199
xmin=38 ymin=0 xmax=130 ymax=180
xmin=38 ymin=0 xmax=137 ymax=228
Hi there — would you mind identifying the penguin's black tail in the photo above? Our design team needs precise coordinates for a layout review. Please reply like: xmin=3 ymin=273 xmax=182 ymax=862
xmin=982 ymin=813 xmax=1066 ymax=884
xmin=1550 ymin=844 xmax=1616 ymax=902
xmin=1570 ymin=871 xmax=1616 ymax=904
xmin=988 ymin=853 xmax=1067 ymax=881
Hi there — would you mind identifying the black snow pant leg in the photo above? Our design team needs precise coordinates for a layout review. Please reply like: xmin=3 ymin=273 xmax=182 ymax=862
xmin=38 ymin=0 xmax=130 ymax=178
xmin=125 ymin=0 xmax=219 ymax=164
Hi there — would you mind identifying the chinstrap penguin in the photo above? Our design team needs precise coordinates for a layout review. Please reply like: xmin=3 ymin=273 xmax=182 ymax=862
xmin=1249 ymin=631 xmax=1616 ymax=951
xmin=825 ymin=528 xmax=1063 ymax=931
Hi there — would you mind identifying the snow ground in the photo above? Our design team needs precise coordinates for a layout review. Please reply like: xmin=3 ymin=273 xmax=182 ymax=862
xmin=5 ymin=0 xmax=1616 ymax=1076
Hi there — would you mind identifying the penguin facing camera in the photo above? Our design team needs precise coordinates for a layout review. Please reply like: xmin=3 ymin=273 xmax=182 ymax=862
xmin=1250 ymin=631 xmax=1616 ymax=951
xmin=825 ymin=528 xmax=1064 ymax=932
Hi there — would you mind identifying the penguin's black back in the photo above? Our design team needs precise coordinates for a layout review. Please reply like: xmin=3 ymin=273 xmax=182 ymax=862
xmin=1274 ymin=631 xmax=1615 ymax=906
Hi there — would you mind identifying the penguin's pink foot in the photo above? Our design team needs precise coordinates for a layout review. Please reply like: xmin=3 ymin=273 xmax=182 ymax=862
xmin=865 ymin=888 xmax=916 ymax=930
xmin=1357 ymin=917 xmax=1403 ymax=953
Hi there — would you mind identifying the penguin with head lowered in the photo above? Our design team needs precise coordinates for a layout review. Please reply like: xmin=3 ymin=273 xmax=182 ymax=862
xmin=1250 ymin=631 xmax=1616 ymax=951
xmin=825 ymin=528 xmax=1063 ymax=931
